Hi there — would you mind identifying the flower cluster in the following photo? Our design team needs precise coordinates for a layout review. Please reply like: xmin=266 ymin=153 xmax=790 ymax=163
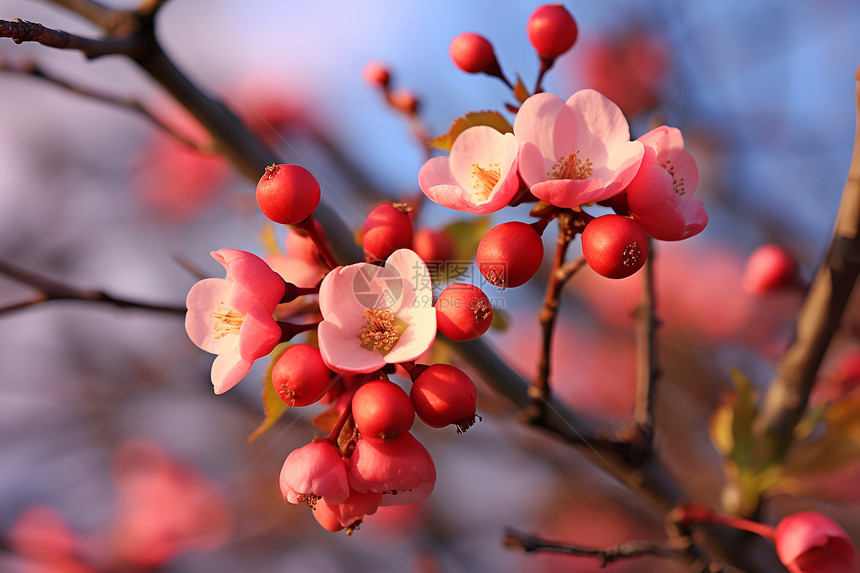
xmin=181 ymin=1 xmax=710 ymax=537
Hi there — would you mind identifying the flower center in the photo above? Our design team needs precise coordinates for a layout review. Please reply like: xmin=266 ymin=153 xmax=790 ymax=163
xmin=295 ymin=492 xmax=320 ymax=509
xmin=359 ymin=307 xmax=407 ymax=355
xmin=660 ymin=159 xmax=685 ymax=196
xmin=470 ymin=163 xmax=501 ymax=201
xmin=547 ymin=151 xmax=593 ymax=180
xmin=211 ymin=304 xmax=244 ymax=338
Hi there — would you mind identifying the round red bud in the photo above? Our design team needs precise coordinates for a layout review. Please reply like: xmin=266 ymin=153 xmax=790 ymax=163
xmin=449 ymin=32 xmax=497 ymax=74
xmin=413 ymin=228 xmax=456 ymax=264
xmin=352 ymin=380 xmax=415 ymax=441
xmin=362 ymin=60 xmax=391 ymax=87
xmin=477 ymin=221 xmax=544 ymax=289
xmin=272 ymin=344 xmax=331 ymax=407
xmin=362 ymin=204 xmax=414 ymax=261
xmin=527 ymin=4 xmax=579 ymax=60
xmin=581 ymin=215 xmax=648 ymax=279
xmin=435 ymin=283 xmax=493 ymax=341
xmin=410 ymin=364 xmax=477 ymax=432
xmin=256 ymin=164 xmax=321 ymax=225
xmin=741 ymin=244 xmax=799 ymax=294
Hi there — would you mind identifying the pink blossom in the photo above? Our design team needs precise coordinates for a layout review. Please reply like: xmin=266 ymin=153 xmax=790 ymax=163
xmin=317 ymin=249 xmax=436 ymax=374
xmin=419 ymin=125 xmax=520 ymax=214
xmin=109 ymin=440 xmax=232 ymax=567
xmin=185 ymin=248 xmax=285 ymax=394
xmin=774 ymin=511 xmax=856 ymax=573
xmin=279 ymin=440 xmax=350 ymax=506
xmin=514 ymin=90 xmax=644 ymax=208
xmin=625 ymin=126 xmax=707 ymax=241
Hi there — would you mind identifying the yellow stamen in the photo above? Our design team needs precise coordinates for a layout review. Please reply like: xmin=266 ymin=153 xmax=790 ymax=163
xmin=547 ymin=151 xmax=593 ymax=180
xmin=211 ymin=304 xmax=244 ymax=339
xmin=359 ymin=307 xmax=407 ymax=354
xmin=470 ymin=163 xmax=501 ymax=201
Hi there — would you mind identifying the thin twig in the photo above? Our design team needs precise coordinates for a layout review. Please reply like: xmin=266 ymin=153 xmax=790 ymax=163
xmin=40 ymin=0 xmax=117 ymax=31
xmin=0 ymin=19 xmax=140 ymax=58
xmin=504 ymin=529 xmax=686 ymax=566
xmin=753 ymin=65 xmax=860 ymax=465
xmin=1 ymin=59 xmax=200 ymax=149
xmin=0 ymin=259 xmax=185 ymax=316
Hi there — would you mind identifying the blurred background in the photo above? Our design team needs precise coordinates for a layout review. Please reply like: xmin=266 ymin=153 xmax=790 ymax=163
xmin=1 ymin=0 xmax=860 ymax=571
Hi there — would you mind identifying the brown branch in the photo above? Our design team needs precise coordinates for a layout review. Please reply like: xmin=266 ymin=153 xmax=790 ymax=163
xmin=530 ymin=213 xmax=576 ymax=417
xmin=1 ymin=59 xmax=200 ymax=149
xmin=753 ymin=65 xmax=860 ymax=465
xmin=503 ymin=529 xmax=687 ymax=566
xmin=632 ymin=238 xmax=660 ymax=446
xmin=0 ymin=259 xmax=185 ymax=316
xmin=0 ymin=18 xmax=140 ymax=58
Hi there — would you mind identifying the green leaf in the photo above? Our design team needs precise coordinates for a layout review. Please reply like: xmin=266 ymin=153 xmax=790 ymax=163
xmin=490 ymin=307 xmax=509 ymax=331
xmin=728 ymin=368 xmax=758 ymax=471
xmin=428 ymin=111 xmax=513 ymax=151
xmin=247 ymin=342 xmax=291 ymax=442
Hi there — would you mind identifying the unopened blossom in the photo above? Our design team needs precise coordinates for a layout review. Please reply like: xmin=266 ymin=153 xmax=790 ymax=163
xmin=185 ymin=249 xmax=285 ymax=394
xmin=514 ymin=89 xmax=644 ymax=208
xmin=312 ymin=488 xmax=383 ymax=533
xmin=625 ymin=126 xmax=707 ymax=241
xmin=279 ymin=441 xmax=350 ymax=507
xmin=774 ymin=511 xmax=855 ymax=573
xmin=266 ymin=222 xmax=329 ymax=288
xmin=348 ymin=432 xmax=436 ymax=505
xmin=419 ymin=125 xmax=520 ymax=214
xmin=317 ymin=249 xmax=436 ymax=374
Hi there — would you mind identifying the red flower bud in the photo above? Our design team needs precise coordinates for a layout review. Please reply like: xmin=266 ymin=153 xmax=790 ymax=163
xmin=774 ymin=511 xmax=856 ymax=573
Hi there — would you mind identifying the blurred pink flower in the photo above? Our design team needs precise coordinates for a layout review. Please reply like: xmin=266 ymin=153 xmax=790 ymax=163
xmin=109 ymin=440 xmax=232 ymax=567
xmin=317 ymin=249 xmax=436 ymax=374
xmin=279 ymin=440 xmax=350 ymax=506
xmin=514 ymin=90 xmax=643 ymax=208
xmin=577 ymin=32 xmax=668 ymax=119
xmin=185 ymin=248 xmax=285 ymax=393
xmin=774 ymin=511 xmax=856 ymax=573
xmin=266 ymin=222 xmax=329 ymax=288
xmin=419 ymin=125 xmax=520 ymax=214
xmin=626 ymin=126 xmax=707 ymax=241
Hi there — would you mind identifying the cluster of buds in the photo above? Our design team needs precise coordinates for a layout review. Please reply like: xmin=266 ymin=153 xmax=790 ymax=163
xmin=183 ymin=1 xmax=709 ymax=536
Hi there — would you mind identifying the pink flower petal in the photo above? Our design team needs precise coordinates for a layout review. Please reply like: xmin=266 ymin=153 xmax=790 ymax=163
xmin=237 ymin=305 xmax=282 ymax=361
xmin=185 ymin=278 xmax=234 ymax=353
xmin=318 ymin=320 xmax=386 ymax=374
xmin=211 ymin=249 xmax=285 ymax=312
xmin=384 ymin=307 xmax=436 ymax=364
xmin=210 ymin=348 xmax=253 ymax=394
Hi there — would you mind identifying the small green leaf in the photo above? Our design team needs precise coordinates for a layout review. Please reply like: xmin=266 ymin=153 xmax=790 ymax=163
xmin=490 ymin=307 xmax=509 ymax=331
xmin=728 ymin=368 xmax=758 ymax=471
xmin=428 ymin=111 xmax=513 ymax=151
xmin=513 ymin=75 xmax=530 ymax=104
xmin=247 ymin=342 xmax=291 ymax=442
xmin=427 ymin=216 xmax=491 ymax=282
